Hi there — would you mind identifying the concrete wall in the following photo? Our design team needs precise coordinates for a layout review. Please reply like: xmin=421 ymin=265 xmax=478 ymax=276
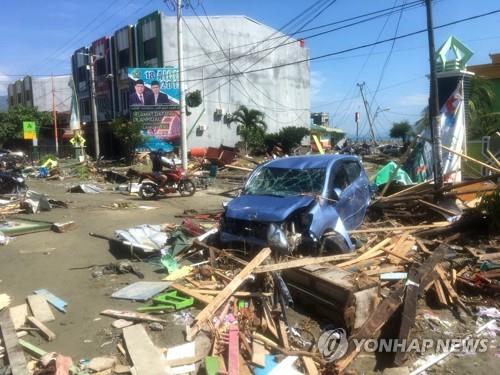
xmin=160 ymin=15 xmax=310 ymax=148
xmin=31 ymin=76 xmax=72 ymax=112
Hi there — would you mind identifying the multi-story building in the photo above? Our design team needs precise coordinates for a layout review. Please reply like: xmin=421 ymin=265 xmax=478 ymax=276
xmin=71 ymin=10 xmax=310 ymax=155
xmin=7 ymin=75 xmax=72 ymax=112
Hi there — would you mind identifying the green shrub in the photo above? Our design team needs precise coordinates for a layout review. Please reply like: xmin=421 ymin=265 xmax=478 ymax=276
xmin=264 ymin=126 xmax=309 ymax=154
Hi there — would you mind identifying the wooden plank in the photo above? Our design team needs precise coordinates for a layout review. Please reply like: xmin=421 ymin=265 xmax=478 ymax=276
xmin=18 ymin=339 xmax=47 ymax=358
xmin=383 ymin=180 xmax=432 ymax=200
xmin=188 ymin=247 xmax=271 ymax=340
xmin=252 ymin=339 xmax=267 ymax=367
xmin=27 ymin=295 xmax=55 ymax=323
xmin=416 ymin=239 xmax=433 ymax=255
xmin=418 ymin=199 xmax=460 ymax=217
xmin=100 ymin=309 xmax=167 ymax=323
xmin=26 ymin=317 xmax=56 ymax=341
xmin=122 ymin=324 xmax=166 ymax=375
xmin=0 ymin=311 xmax=29 ymax=375
xmin=9 ymin=304 xmax=28 ymax=331
xmin=302 ymin=356 xmax=319 ymax=375
xmin=254 ymin=253 xmax=355 ymax=273
xmin=278 ymin=319 xmax=290 ymax=350
xmin=441 ymin=144 xmax=500 ymax=174
xmin=336 ymin=238 xmax=392 ymax=268
xmin=381 ymin=246 xmax=421 ymax=265
xmin=262 ymin=302 xmax=279 ymax=340
xmin=348 ymin=222 xmax=449 ymax=234
xmin=433 ymin=281 xmax=448 ymax=306
xmin=394 ymin=267 xmax=419 ymax=366
xmin=170 ymin=283 xmax=213 ymax=305
xmin=228 ymin=325 xmax=239 ymax=375
xmin=196 ymin=289 xmax=272 ymax=298
xmin=33 ymin=289 xmax=67 ymax=313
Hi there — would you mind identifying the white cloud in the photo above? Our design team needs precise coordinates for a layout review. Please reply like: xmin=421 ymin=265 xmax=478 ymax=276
xmin=0 ymin=71 xmax=11 ymax=96
xmin=397 ymin=93 xmax=428 ymax=107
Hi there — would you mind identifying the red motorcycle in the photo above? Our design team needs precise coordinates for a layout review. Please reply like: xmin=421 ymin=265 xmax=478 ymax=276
xmin=129 ymin=163 xmax=196 ymax=200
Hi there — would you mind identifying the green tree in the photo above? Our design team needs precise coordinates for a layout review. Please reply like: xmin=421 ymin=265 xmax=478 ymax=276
xmin=0 ymin=106 xmax=51 ymax=147
xmin=111 ymin=117 xmax=145 ymax=163
xmin=230 ymin=105 xmax=267 ymax=154
xmin=390 ymin=121 xmax=413 ymax=143
xmin=264 ymin=126 xmax=309 ymax=154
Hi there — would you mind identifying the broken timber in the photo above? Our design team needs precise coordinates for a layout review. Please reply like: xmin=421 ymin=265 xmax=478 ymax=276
xmin=0 ymin=311 xmax=28 ymax=375
xmin=254 ymin=253 xmax=355 ymax=273
xmin=187 ymin=247 xmax=271 ymax=340
xmin=335 ymin=244 xmax=450 ymax=373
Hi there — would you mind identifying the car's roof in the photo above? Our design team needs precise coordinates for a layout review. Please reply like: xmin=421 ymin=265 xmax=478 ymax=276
xmin=264 ymin=154 xmax=357 ymax=169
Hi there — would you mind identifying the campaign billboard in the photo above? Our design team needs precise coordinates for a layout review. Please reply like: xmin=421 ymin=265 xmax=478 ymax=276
xmin=128 ymin=67 xmax=180 ymax=152
xmin=128 ymin=67 xmax=179 ymax=106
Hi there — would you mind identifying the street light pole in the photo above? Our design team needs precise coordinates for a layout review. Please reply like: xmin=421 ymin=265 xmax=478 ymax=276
xmin=425 ymin=0 xmax=443 ymax=190
xmin=89 ymin=55 xmax=100 ymax=161
xmin=177 ymin=0 xmax=188 ymax=170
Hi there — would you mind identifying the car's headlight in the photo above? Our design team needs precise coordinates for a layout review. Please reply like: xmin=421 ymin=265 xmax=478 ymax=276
xmin=267 ymin=223 xmax=288 ymax=252
xmin=15 ymin=177 xmax=24 ymax=183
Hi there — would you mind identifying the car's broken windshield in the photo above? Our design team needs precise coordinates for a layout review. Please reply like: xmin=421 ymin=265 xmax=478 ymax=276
xmin=244 ymin=167 xmax=325 ymax=196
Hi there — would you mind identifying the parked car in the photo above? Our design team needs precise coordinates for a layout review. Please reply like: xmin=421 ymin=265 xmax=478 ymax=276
xmin=219 ymin=154 xmax=371 ymax=254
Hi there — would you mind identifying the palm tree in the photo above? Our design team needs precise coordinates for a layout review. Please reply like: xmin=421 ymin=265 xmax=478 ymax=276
xmin=230 ymin=105 xmax=267 ymax=154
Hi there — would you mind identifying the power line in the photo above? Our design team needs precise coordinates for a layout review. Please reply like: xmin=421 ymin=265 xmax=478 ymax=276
xmin=181 ymin=8 xmax=500 ymax=84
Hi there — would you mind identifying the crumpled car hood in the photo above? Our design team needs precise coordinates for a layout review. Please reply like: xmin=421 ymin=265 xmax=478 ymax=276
xmin=225 ymin=194 xmax=315 ymax=222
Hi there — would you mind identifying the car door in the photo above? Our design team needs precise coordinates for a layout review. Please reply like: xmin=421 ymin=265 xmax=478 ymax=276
xmin=342 ymin=161 xmax=369 ymax=229
xmin=329 ymin=161 xmax=352 ymax=227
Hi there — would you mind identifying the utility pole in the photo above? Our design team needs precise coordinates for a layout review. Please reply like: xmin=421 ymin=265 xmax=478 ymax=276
xmin=51 ymin=75 xmax=59 ymax=156
xmin=357 ymin=82 xmax=377 ymax=145
xmin=89 ymin=55 xmax=100 ymax=161
xmin=355 ymin=112 xmax=360 ymax=143
xmin=425 ymin=0 xmax=443 ymax=191
xmin=177 ymin=0 xmax=188 ymax=170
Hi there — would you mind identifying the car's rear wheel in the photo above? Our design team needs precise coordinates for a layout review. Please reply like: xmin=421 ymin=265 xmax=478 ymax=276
xmin=319 ymin=232 xmax=349 ymax=255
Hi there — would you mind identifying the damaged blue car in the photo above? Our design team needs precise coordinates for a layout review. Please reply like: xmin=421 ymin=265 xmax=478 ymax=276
xmin=220 ymin=154 xmax=371 ymax=254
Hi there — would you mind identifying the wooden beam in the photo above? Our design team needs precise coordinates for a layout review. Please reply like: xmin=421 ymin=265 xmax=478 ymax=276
xmin=302 ymin=356 xmax=319 ymax=375
xmin=251 ymin=339 xmax=267 ymax=367
xmin=254 ymin=253 xmax=355 ymax=273
xmin=394 ymin=267 xmax=419 ymax=365
xmin=228 ymin=325 xmax=239 ymax=375
xmin=278 ymin=319 xmax=289 ymax=350
xmin=382 ymin=180 xmax=432 ymax=200
xmin=416 ymin=239 xmax=433 ymax=255
xmin=336 ymin=238 xmax=392 ymax=268
xmin=0 ymin=311 xmax=28 ymax=375
xmin=349 ymin=222 xmax=449 ymax=234
xmin=441 ymin=144 xmax=500 ymax=174
xmin=381 ymin=247 xmax=422 ymax=265
xmin=26 ymin=317 xmax=55 ymax=341
xmin=195 ymin=289 xmax=272 ymax=298
xmin=188 ymin=247 xmax=271 ymax=340
xmin=170 ymin=283 xmax=213 ymax=304
xmin=433 ymin=281 xmax=448 ymax=306
xmin=487 ymin=149 xmax=500 ymax=168
xmin=417 ymin=199 xmax=460 ymax=217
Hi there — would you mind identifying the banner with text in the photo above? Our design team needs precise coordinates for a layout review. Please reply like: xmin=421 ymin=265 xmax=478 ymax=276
xmin=128 ymin=67 xmax=180 ymax=151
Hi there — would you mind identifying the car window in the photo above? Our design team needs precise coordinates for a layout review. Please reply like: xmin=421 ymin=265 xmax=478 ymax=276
xmin=344 ymin=161 xmax=361 ymax=184
xmin=332 ymin=165 xmax=349 ymax=191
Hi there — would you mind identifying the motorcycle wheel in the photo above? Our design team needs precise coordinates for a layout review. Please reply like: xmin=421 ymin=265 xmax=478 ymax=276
xmin=178 ymin=179 xmax=196 ymax=197
xmin=139 ymin=183 xmax=158 ymax=200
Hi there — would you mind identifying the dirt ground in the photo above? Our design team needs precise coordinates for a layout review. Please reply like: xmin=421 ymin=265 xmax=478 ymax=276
xmin=0 ymin=177 xmax=229 ymax=360
xmin=1 ymin=174 xmax=499 ymax=373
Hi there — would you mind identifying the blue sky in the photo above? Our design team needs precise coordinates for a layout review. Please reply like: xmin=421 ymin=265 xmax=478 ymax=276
xmin=1 ymin=0 xmax=499 ymax=137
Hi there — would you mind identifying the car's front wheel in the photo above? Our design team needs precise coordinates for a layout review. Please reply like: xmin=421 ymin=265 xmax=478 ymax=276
xmin=319 ymin=232 xmax=349 ymax=255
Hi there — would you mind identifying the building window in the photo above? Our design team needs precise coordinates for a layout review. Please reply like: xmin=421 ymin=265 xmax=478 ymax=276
xmin=118 ymin=49 xmax=130 ymax=69
xmin=25 ymin=91 xmax=30 ymax=101
xmin=144 ymin=38 xmax=157 ymax=61
xmin=17 ymin=93 xmax=22 ymax=103
xmin=95 ymin=58 xmax=106 ymax=76
xmin=80 ymin=99 xmax=90 ymax=117
xmin=78 ymin=66 xmax=87 ymax=83
xmin=96 ymin=95 xmax=109 ymax=113
xmin=120 ymin=88 xmax=129 ymax=111
xmin=10 ymin=97 xmax=14 ymax=106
